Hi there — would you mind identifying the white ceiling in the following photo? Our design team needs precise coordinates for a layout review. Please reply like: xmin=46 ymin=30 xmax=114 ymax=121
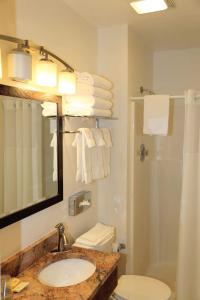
xmin=64 ymin=0 xmax=200 ymax=50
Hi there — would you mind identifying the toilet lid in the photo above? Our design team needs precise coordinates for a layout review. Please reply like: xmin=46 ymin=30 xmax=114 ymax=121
xmin=113 ymin=275 xmax=172 ymax=300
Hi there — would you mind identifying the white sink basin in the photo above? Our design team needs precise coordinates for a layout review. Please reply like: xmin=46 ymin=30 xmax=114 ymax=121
xmin=38 ymin=258 xmax=96 ymax=287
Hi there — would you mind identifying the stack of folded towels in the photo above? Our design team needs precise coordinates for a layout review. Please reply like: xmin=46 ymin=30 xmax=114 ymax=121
xmin=64 ymin=72 xmax=113 ymax=117
xmin=74 ymin=222 xmax=115 ymax=252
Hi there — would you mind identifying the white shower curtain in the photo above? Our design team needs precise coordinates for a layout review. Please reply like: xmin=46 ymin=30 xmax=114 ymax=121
xmin=177 ymin=90 xmax=200 ymax=300
xmin=1 ymin=96 xmax=43 ymax=215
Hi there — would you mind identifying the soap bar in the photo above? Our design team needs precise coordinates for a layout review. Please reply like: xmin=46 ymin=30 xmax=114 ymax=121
xmin=11 ymin=277 xmax=20 ymax=289
xmin=13 ymin=281 xmax=29 ymax=293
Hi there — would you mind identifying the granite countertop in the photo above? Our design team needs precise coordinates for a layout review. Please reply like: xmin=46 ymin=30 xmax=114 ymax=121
xmin=13 ymin=246 xmax=120 ymax=300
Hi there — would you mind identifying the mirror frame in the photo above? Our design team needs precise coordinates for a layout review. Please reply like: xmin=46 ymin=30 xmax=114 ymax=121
xmin=0 ymin=84 xmax=63 ymax=229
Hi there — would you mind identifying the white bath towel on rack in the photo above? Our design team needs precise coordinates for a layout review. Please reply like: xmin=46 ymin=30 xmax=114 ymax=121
xmin=50 ymin=132 xmax=57 ymax=182
xmin=72 ymin=133 xmax=82 ymax=182
xmin=76 ymin=72 xmax=112 ymax=90
xmin=76 ymin=83 xmax=113 ymax=100
xmin=72 ymin=128 xmax=112 ymax=183
xmin=91 ymin=129 xmax=106 ymax=180
xmin=72 ymin=128 xmax=95 ymax=184
xmin=101 ymin=128 xmax=112 ymax=176
xmin=143 ymin=95 xmax=170 ymax=136
xmin=66 ymin=96 xmax=112 ymax=110
xmin=63 ymin=105 xmax=112 ymax=117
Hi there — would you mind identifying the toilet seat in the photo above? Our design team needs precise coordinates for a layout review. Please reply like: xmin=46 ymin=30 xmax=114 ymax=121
xmin=113 ymin=275 xmax=172 ymax=300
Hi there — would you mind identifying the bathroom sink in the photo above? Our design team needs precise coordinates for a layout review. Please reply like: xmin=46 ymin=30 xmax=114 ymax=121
xmin=38 ymin=258 xmax=96 ymax=287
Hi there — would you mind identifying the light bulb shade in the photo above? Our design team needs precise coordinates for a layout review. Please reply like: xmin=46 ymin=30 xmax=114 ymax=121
xmin=36 ymin=59 xmax=57 ymax=87
xmin=8 ymin=49 xmax=32 ymax=81
xmin=0 ymin=49 xmax=2 ymax=79
xmin=58 ymin=71 xmax=76 ymax=95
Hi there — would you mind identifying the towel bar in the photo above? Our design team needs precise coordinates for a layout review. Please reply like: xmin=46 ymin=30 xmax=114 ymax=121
xmin=61 ymin=115 xmax=117 ymax=134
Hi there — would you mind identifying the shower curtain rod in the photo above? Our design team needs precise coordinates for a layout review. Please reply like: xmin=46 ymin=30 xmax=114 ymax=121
xmin=131 ymin=94 xmax=200 ymax=101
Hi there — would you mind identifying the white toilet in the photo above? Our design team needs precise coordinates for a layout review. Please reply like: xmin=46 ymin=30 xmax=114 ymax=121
xmin=112 ymin=275 xmax=172 ymax=300
xmin=74 ymin=225 xmax=172 ymax=300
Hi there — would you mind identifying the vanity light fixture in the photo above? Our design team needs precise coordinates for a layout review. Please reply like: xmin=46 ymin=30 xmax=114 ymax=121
xmin=130 ymin=0 xmax=168 ymax=14
xmin=0 ymin=34 xmax=76 ymax=94
xmin=0 ymin=49 xmax=2 ymax=79
xmin=58 ymin=70 xmax=76 ymax=95
xmin=8 ymin=43 xmax=32 ymax=82
xmin=36 ymin=52 xmax=57 ymax=87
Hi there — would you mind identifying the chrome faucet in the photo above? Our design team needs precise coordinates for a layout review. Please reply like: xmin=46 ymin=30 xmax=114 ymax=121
xmin=55 ymin=223 xmax=71 ymax=252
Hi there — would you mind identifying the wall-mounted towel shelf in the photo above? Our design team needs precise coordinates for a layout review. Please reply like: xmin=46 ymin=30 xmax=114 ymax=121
xmin=61 ymin=115 xmax=118 ymax=134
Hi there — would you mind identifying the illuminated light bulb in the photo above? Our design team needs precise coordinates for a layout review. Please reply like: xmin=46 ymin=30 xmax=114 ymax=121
xmin=8 ymin=48 xmax=32 ymax=82
xmin=36 ymin=59 xmax=57 ymax=87
xmin=58 ymin=70 xmax=76 ymax=95
xmin=130 ymin=0 xmax=168 ymax=14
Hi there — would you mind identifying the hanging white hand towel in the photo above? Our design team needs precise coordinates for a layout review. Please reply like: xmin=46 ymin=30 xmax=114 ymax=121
xmin=143 ymin=95 xmax=170 ymax=136
xmin=91 ymin=128 xmax=105 ymax=180
xmin=72 ymin=133 xmax=83 ymax=182
xmin=101 ymin=128 xmax=113 ymax=176
xmin=73 ymin=128 xmax=96 ymax=184
xmin=50 ymin=132 xmax=57 ymax=182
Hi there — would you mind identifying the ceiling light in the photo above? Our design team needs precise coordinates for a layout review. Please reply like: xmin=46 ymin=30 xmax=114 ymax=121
xmin=8 ymin=47 xmax=32 ymax=82
xmin=36 ymin=57 xmax=57 ymax=87
xmin=58 ymin=70 xmax=76 ymax=95
xmin=130 ymin=0 xmax=168 ymax=14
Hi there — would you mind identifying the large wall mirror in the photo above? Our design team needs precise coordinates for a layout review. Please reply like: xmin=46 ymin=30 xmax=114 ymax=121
xmin=0 ymin=85 xmax=63 ymax=228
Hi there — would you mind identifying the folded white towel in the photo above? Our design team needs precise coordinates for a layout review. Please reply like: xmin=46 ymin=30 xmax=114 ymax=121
xmin=63 ymin=106 xmax=112 ymax=117
xmin=76 ymin=72 xmax=112 ymax=90
xmin=77 ymin=231 xmax=114 ymax=247
xmin=66 ymin=96 xmax=112 ymax=110
xmin=42 ymin=109 xmax=57 ymax=117
xmin=41 ymin=102 xmax=57 ymax=110
xmin=76 ymin=223 xmax=115 ymax=246
xmin=41 ymin=102 xmax=57 ymax=116
xmin=76 ymin=83 xmax=113 ymax=100
xmin=143 ymin=95 xmax=170 ymax=136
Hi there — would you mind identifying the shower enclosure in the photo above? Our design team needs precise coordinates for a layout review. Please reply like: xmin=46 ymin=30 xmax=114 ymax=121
xmin=129 ymin=99 xmax=185 ymax=295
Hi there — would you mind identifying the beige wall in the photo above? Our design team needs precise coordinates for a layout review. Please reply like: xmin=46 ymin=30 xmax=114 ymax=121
xmin=97 ymin=25 xmax=129 ymax=249
xmin=0 ymin=0 xmax=16 ymax=36
xmin=0 ymin=0 xmax=98 ymax=260
xmin=97 ymin=25 xmax=154 ymax=274
xmin=128 ymin=29 xmax=153 ymax=274
xmin=153 ymin=48 xmax=200 ymax=94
